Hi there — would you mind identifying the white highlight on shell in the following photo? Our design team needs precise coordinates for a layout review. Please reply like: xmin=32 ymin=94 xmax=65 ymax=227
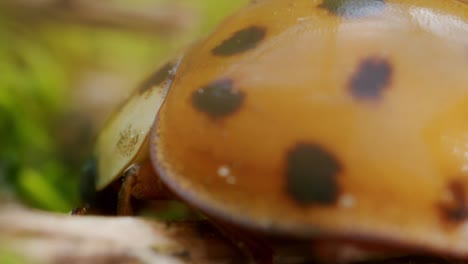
xmin=296 ymin=16 xmax=311 ymax=22
xmin=409 ymin=7 xmax=468 ymax=44
xmin=339 ymin=194 xmax=356 ymax=209
xmin=217 ymin=165 xmax=236 ymax=185
xmin=217 ymin=166 xmax=230 ymax=177
xmin=443 ymin=135 xmax=468 ymax=173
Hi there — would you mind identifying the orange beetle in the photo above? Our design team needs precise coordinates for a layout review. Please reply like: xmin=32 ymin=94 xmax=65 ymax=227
xmin=82 ymin=0 xmax=468 ymax=262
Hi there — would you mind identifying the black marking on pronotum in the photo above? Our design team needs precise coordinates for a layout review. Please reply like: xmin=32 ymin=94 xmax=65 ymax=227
xmin=212 ymin=26 xmax=267 ymax=56
xmin=139 ymin=62 xmax=175 ymax=95
xmin=192 ymin=79 xmax=245 ymax=118
xmin=319 ymin=0 xmax=386 ymax=18
xmin=286 ymin=143 xmax=342 ymax=205
xmin=349 ymin=56 xmax=392 ymax=100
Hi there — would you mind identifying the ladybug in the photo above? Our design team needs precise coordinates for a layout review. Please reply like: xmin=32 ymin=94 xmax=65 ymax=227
xmin=81 ymin=0 xmax=468 ymax=263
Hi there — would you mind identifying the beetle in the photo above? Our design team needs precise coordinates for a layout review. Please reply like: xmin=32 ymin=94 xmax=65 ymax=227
xmin=79 ymin=0 xmax=468 ymax=263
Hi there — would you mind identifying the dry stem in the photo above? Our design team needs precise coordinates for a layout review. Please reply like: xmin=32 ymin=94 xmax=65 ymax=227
xmin=0 ymin=0 xmax=198 ymax=35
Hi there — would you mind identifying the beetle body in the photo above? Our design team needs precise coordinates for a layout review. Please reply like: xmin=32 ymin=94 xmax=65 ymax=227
xmin=92 ymin=0 xmax=468 ymax=262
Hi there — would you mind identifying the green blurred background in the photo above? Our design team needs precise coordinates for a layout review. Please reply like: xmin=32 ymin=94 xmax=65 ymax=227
xmin=0 ymin=0 xmax=249 ymax=213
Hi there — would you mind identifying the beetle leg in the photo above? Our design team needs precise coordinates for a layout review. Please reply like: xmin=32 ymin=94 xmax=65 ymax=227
xmin=117 ymin=165 xmax=138 ymax=215
xmin=117 ymin=161 xmax=171 ymax=216
xmin=70 ymin=207 xmax=89 ymax=215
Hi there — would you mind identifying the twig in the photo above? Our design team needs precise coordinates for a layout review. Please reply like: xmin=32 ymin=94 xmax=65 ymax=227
xmin=0 ymin=206 xmax=243 ymax=264
xmin=0 ymin=0 xmax=198 ymax=36
xmin=0 ymin=205 xmax=320 ymax=263
xmin=0 ymin=206 xmax=458 ymax=264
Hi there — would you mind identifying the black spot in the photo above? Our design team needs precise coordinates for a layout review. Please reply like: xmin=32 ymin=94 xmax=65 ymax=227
xmin=319 ymin=0 xmax=386 ymax=18
xmin=212 ymin=26 xmax=266 ymax=56
xmin=139 ymin=62 xmax=175 ymax=95
xmin=349 ymin=57 xmax=392 ymax=100
xmin=286 ymin=143 xmax=342 ymax=205
xmin=439 ymin=180 xmax=468 ymax=223
xmin=192 ymin=79 xmax=245 ymax=118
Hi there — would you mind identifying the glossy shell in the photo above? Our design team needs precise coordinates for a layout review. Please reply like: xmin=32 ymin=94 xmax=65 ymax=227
xmin=95 ymin=57 xmax=182 ymax=189
xmin=151 ymin=0 xmax=468 ymax=257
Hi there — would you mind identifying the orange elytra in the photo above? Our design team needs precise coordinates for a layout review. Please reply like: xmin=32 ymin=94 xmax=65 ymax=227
xmin=85 ymin=0 xmax=468 ymax=262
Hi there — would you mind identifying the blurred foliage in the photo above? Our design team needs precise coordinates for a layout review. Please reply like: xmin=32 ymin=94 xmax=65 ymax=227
xmin=0 ymin=0 xmax=248 ymax=212
xmin=0 ymin=248 xmax=27 ymax=264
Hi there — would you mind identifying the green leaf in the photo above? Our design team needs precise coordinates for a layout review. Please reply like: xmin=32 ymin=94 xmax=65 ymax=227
xmin=17 ymin=168 xmax=72 ymax=212
xmin=0 ymin=248 xmax=28 ymax=264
